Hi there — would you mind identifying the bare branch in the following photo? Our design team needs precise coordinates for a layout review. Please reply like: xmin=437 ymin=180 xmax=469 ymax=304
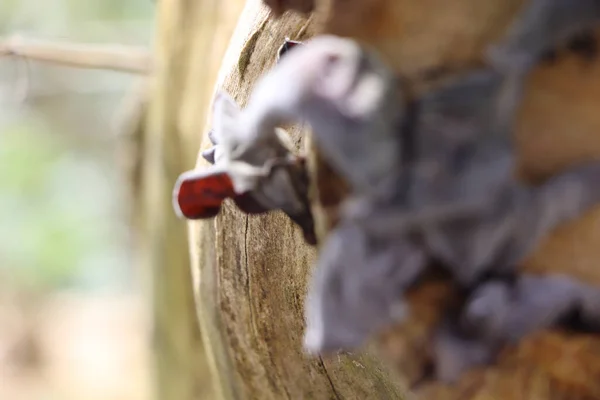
xmin=0 ymin=35 xmax=151 ymax=74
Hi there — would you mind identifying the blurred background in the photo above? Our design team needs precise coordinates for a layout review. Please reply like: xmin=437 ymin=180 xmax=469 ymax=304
xmin=0 ymin=1 xmax=155 ymax=399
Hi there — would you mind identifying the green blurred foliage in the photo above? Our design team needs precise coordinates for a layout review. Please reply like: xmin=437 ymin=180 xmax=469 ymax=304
xmin=0 ymin=118 xmax=126 ymax=291
xmin=0 ymin=0 xmax=154 ymax=38
xmin=0 ymin=0 xmax=154 ymax=294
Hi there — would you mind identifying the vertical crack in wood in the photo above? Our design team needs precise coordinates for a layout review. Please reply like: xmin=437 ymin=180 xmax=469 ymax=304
xmin=294 ymin=14 xmax=314 ymax=40
xmin=243 ymin=215 xmax=258 ymax=339
xmin=238 ymin=15 xmax=270 ymax=80
xmin=318 ymin=356 xmax=341 ymax=400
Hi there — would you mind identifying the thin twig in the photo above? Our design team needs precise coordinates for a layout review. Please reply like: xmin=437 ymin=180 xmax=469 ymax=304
xmin=0 ymin=35 xmax=151 ymax=74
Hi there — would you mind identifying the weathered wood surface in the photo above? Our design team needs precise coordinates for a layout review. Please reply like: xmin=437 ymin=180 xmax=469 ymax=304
xmin=187 ymin=0 xmax=600 ymax=399
xmin=141 ymin=0 xmax=245 ymax=399
xmin=190 ymin=2 xmax=405 ymax=399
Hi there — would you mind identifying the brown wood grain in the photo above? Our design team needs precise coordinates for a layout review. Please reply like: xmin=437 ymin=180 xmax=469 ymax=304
xmin=187 ymin=0 xmax=600 ymax=398
xmin=192 ymin=2 xmax=404 ymax=399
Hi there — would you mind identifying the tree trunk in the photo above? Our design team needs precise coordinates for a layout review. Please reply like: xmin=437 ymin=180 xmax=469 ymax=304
xmin=190 ymin=2 xmax=405 ymax=399
xmin=141 ymin=1 xmax=245 ymax=399
xmin=187 ymin=0 xmax=600 ymax=399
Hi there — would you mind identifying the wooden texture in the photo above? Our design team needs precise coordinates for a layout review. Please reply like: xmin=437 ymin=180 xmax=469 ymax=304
xmin=187 ymin=0 xmax=600 ymax=399
xmin=191 ymin=2 xmax=405 ymax=399
xmin=142 ymin=0 xmax=245 ymax=399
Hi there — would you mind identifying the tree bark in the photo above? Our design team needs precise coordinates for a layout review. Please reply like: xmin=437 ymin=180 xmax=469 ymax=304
xmin=141 ymin=1 xmax=245 ymax=399
xmin=188 ymin=0 xmax=600 ymax=399
xmin=190 ymin=2 xmax=405 ymax=399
